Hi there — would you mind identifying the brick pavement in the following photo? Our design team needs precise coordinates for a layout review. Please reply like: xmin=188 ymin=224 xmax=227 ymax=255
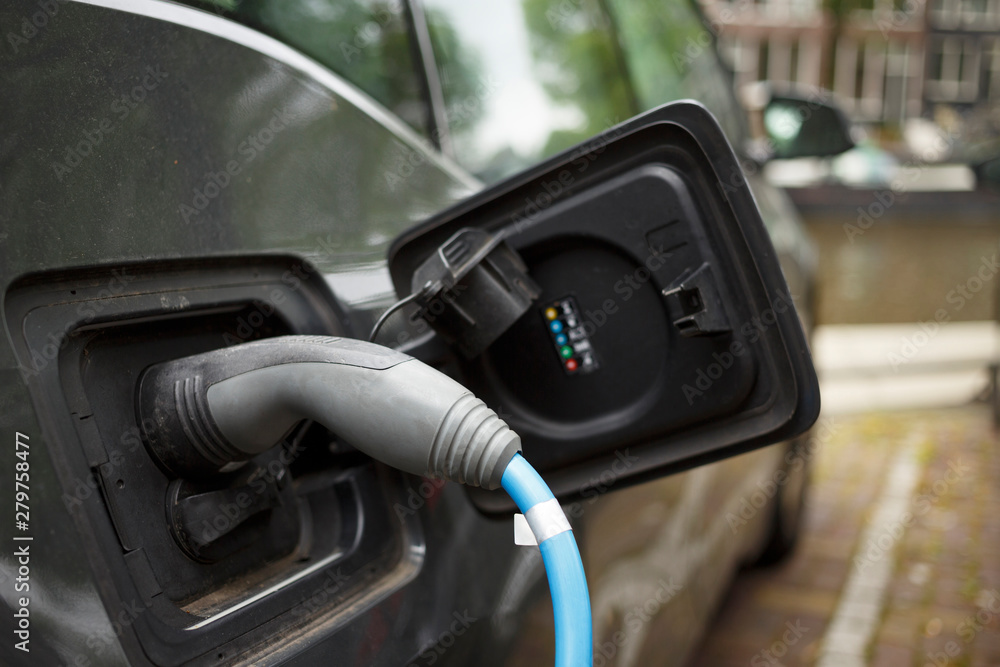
xmin=690 ymin=405 xmax=1000 ymax=667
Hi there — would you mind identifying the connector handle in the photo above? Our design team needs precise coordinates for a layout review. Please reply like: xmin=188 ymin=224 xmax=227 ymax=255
xmin=138 ymin=336 xmax=520 ymax=488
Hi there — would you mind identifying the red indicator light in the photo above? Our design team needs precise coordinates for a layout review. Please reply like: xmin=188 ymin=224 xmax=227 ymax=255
xmin=565 ymin=359 xmax=578 ymax=372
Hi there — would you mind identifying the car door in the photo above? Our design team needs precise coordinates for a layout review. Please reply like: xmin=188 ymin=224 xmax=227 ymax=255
xmin=0 ymin=2 xmax=818 ymax=666
xmin=0 ymin=2 xmax=540 ymax=665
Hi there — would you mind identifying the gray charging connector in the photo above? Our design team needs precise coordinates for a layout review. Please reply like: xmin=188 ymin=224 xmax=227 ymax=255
xmin=138 ymin=336 xmax=521 ymax=488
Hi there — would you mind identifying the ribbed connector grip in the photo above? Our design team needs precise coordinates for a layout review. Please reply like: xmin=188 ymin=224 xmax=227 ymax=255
xmin=139 ymin=336 xmax=522 ymax=486
xmin=429 ymin=394 xmax=521 ymax=489
xmin=172 ymin=375 xmax=245 ymax=467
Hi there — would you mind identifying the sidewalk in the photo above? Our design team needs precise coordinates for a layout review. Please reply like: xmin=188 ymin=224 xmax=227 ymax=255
xmin=689 ymin=405 xmax=1000 ymax=666
xmin=813 ymin=322 xmax=998 ymax=415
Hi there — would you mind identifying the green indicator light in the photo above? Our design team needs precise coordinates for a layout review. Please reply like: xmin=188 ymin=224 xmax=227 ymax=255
xmin=559 ymin=345 xmax=573 ymax=359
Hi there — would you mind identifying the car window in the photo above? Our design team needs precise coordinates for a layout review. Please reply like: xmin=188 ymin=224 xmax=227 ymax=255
xmin=181 ymin=0 xmax=430 ymax=136
xmin=422 ymin=0 xmax=637 ymax=182
xmin=606 ymin=0 xmax=748 ymax=148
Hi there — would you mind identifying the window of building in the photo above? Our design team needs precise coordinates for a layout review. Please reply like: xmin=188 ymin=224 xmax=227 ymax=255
xmin=929 ymin=0 xmax=961 ymax=28
xmin=961 ymin=0 xmax=990 ymax=26
xmin=882 ymin=40 xmax=911 ymax=123
xmin=986 ymin=37 xmax=1000 ymax=101
xmin=927 ymin=36 xmax=982 ymax=102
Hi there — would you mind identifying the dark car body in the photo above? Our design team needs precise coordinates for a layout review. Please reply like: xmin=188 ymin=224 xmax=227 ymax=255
xmin=0 ymin=1 xmax=816 ymax=665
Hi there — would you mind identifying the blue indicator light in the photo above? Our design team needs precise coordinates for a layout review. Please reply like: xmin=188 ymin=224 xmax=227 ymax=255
xmin=549 ymin=320 xmax=563 ymax=333
xmin=555 ymin=333 xmax=568 ymax=345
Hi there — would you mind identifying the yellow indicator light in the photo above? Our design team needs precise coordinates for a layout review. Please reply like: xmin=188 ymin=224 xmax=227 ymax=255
xmin=544 ymin=307 xmax=558 ymax=320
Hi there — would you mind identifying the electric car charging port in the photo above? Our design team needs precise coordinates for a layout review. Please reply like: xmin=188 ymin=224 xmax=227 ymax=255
xmin=4 ymin=258 xmax=425 ymax=666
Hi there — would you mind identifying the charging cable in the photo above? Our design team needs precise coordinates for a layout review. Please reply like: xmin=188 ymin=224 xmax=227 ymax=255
xmin=503 ymin=453 xmax=592 ymax=667
xmin=137 ymin=336 xmax=592 ymax=665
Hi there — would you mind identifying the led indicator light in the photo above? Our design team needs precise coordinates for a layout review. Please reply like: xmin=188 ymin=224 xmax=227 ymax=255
xmin=541 ymin=297 xmax=599 ymax=376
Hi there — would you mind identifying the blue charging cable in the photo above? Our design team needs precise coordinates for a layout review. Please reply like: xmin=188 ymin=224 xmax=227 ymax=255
xmin=501 ymin=453 xmax=592 ymax=667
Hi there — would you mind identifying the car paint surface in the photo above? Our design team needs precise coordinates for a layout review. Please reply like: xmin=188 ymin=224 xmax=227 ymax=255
xmin=0 ymin=1 xmax=809 ymax=665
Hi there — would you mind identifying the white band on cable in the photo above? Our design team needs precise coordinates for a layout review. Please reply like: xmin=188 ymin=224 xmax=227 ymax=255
xmin=523 ymin=498 xmax=572 ymax=544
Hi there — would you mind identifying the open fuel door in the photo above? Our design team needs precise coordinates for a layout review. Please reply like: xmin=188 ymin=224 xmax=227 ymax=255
xmin=388 ymin=101 xmax=820 ymax=512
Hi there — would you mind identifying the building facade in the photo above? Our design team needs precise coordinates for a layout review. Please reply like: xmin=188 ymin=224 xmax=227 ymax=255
xmin=702 ymin=0 xmax=1000 ymax=127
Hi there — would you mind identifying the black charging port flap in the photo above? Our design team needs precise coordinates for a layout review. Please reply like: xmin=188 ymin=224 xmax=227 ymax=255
xmin=388 ymin=101 xmax=820 ymax=512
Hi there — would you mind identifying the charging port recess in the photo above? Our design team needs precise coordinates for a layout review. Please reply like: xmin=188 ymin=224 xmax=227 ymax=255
xmin=4 ymin=257 xmax=424 ymax=666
